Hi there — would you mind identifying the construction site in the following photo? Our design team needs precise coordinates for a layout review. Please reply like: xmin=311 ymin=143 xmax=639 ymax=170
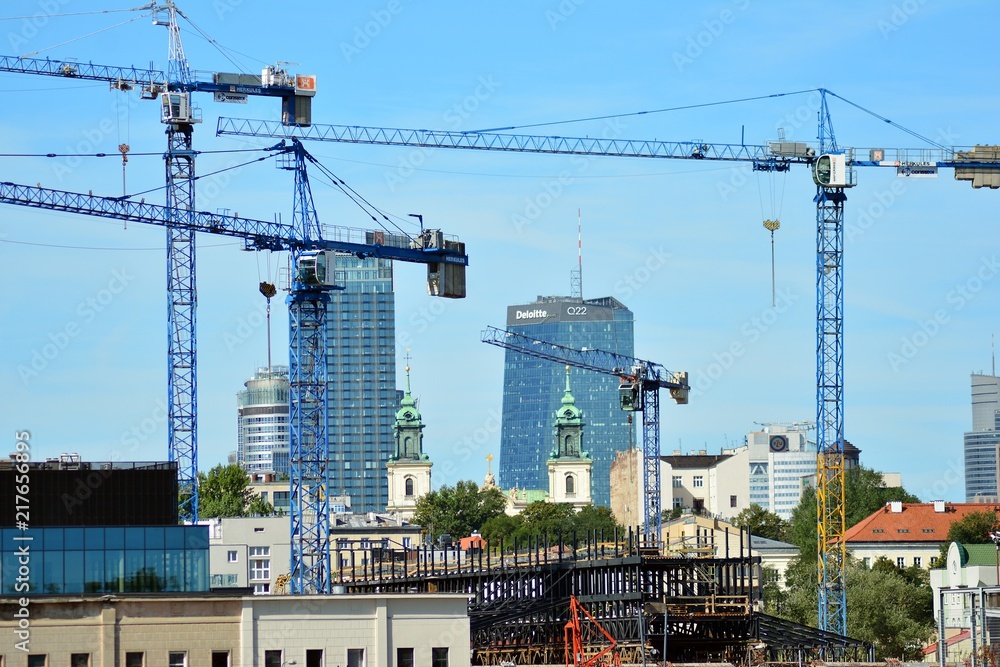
xmin=0 ymin=3 xmax=997 ymax=666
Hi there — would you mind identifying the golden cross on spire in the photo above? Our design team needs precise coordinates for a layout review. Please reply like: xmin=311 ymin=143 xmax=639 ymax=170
xmin=486 ymin=453 xmax=494 ymax=475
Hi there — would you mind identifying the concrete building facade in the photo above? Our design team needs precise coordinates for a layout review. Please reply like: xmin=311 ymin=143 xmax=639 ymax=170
xmin=0 ymin=593 xmax=471 ymax=667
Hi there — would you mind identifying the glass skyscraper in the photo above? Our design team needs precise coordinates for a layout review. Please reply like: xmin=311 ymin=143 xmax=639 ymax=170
xmin=499 ymin=295 xmax=634 ymax=507
xmin=965 ymin=373 xmax=1000 ymax=500
xmin=237 ymin=366 xmax=290 ymax=476
xmin=326 ymin=255 xmax=396 ymax=513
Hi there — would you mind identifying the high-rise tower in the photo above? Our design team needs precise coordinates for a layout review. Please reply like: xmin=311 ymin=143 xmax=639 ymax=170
xmin=964 ymin=373 xmax=1000 ymax=500
xmin=326 ymin=255 xmax=396 ymax=513
xmin=499 ymin=295 xmax=634 ymax=507
xmin=237 ymin=366 xmax=290 ymax=476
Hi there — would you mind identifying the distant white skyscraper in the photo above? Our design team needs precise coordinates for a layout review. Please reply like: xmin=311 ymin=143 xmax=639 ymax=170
xmin=964 ymin=373 xmax=1000 ymax=501
xmin=237 ymin=366 xmax=290 ymax=476
xmin=747 ymin=425 xmax=818 ymax=520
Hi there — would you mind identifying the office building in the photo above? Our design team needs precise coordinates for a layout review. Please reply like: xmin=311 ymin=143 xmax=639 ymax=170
xmin=237 ymin=366 xmax=290 ymax=476
xmin=0 ymin=593 xmax=471 ymax=667
xmin=327 ymin=255 xmax=396 ymax=513
xmin=747 ymin=425 xmax=819 ymax=520
xmin=498 ymin=295 xmax=634 ymax=507
xmin=964 ymin=373 xmax=1000 ymax=501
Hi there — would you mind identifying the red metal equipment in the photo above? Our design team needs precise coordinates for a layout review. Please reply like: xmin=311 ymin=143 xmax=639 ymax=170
xmin=564 ymin=596 xmax=622 ymax=667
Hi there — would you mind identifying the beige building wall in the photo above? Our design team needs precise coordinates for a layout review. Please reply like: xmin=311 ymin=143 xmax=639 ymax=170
xmin=609 ymin=448 xmax=643 ymax=529
xmin=0 ymin=594 xmax=469 ymax=667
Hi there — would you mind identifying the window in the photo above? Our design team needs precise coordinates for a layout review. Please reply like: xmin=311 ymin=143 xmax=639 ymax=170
xmin=28 ymin=657 xmax=47 ymax=667
xmin=673 ymin=498 xmax=682 ymax=509
xmin=254 ymin=583 xmax=271 ymax=595
xmin=168 ymin=653 xmax=186 ymax=667
xmin=897 ymin=557 xmax=905 ymax=568
xmin=730 ymin=495 xmax=737 ymax=508
xmin=250 ymin=546 xmax=270 ymax=582
xmin=227 ymin=550 xmax=238 ymax=563
xmin=863 ymin=557 xmax=871 ymax=568
xmin=565 ymin=474 xmax=575 ymax=496
xmin=432 ymin=648 xmax=449 ymax=667
xmin=348 ymin=649 xmax=365 ymax=667
xmin=404 ymin=477 xmax=414 ymax=497
xmin=265 ymin=651 xmax=282 ymax=667
xmin=72 ymin=656 xmax=90 ymax=667
xmin=397 ymin=648 xmax=414 ymax=667
xmin=914 ymin=557 xmax=922 ymax=567
xmin=212 ymin=653 xmax=230 ymax=667
xmin=306 ymin=650 xmax=324 ymax=667
xmin=125 ymin=653 xmax=144 ymax=667
xmin=693 ymin=476 xmax=704 ymax=488
xmin=672 ymin=476 xmax=682 ymax=488
xmin=254 ymin=527 xmax=265 ymax=533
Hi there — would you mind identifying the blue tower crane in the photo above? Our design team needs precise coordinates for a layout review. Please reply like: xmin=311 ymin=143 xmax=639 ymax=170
xmin=482 ymin=326 xmax=689 ymax=542
xmin=0 ymin=1 xmax=316 ymax=522
xmin=0 ymin=141 xmax=468 ymax=596
xmin=217 ymin=92 xmax=1000 ymax=631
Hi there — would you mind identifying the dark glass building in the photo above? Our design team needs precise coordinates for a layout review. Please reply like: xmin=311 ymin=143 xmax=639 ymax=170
xmin=499 ymin=296 xmax=634 ymax=506
xmin=326 ymin=255 xmax=396 ymax=513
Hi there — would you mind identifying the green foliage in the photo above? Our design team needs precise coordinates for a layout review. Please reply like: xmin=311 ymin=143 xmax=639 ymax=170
xmin=934 ymin=509 xmax=1000 ymax=564
xmin=411 ymin=480 xmax=507 ymax=540
xmin=732 ymin=503 xmax=790 ymax=542
xmin=663 ymin=506 xmax=683 ymax=521
xmin=197 ymin=464 xmax=275 ymax=518
xmin=766 ymin=555 xmax=933 ymax=660
xmin=787 ymin=465 xmax=920 ymax=555
xmin=480 ymin=503 xmax=622 ymax=545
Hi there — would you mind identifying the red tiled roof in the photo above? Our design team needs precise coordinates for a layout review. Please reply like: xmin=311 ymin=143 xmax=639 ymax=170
xmin=843 ymin=503 xmax=1000 ymax=544
xmin=923 ymin=630 xmax=970 ymax=655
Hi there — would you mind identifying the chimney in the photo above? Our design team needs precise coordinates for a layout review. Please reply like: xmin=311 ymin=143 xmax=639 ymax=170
xmin=933 ymin=500 xmax=946 ymax=513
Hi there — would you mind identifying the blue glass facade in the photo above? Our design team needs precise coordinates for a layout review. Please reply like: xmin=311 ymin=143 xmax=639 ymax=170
xmin=965 ymin=374 xmax=1000 ymax=501
xmin=499 ymin=296 xmax=634 ymax=507
xmin=326 ymin=255 xmax=396 ymax=513
xmin=0 ymin=525 xmax=209 ymax=595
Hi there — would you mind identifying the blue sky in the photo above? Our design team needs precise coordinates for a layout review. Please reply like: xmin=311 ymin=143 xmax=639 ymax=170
xmin=0 ymin=1 xmax=996 ymax=503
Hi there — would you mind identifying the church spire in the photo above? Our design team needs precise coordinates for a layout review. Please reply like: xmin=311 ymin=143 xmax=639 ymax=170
xmin=392 ymin=353 xmax=425 ymax=461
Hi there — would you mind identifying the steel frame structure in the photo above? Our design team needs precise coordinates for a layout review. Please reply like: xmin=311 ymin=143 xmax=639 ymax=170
xmin=216 ymin=94 xmax=998 ymax=626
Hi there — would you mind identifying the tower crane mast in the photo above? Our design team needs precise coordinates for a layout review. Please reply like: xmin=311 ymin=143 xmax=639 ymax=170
xmin=482 ymin=326 xmax=689 ymax=542
xmin=219 ymin=93 xmax=1000 ymax=630
xmin=0 ymin=1 xmax=315 ymax=522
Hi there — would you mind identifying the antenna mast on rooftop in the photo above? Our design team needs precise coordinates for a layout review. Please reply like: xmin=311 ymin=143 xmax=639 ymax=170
xmin=570 ymin=209 xmax=583 ymax=300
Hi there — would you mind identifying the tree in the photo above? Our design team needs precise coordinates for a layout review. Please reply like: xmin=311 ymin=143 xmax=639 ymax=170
xmin=932 ymin=509 xmax=1000 ymax=565
xmin=787 ymin=465 xmax=920 ymax=555
xmin=573 ymin=505 xmax=621 ymax=540
xmin=770 ymin=554 xmax=933 ymax=660
xmin=514 ymin=501 xmax=577 ymax=542
xmin=197 ymin=464 xmax=275 ymax=518
xmin=411 ymin=480 xmax=507 ymax=540
xmin=732 ymin=504 xmax=789 ymax=542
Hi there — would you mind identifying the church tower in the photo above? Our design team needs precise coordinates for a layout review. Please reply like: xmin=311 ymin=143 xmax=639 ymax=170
xmin=547 ymin=366 xmax=593 ymax=509
xmin=385 ymin=361 xmax=432 ymax=520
